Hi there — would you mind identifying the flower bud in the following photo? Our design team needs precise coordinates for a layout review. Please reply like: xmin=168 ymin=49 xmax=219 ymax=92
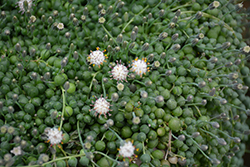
xmin=218 ymin=42 xmax=231 ymax=50
xmin=142 ymin=43 xmax=150 ymax=51
xmin=148 ymin=13 xmax=152 ymax=19
xmin=15 ymin=43 xmax=21 ymax=52
xmin=217 ymin=138 xmax=227 ymax=146
xmin=172 ymin=33 xmax=179 ymax=41
xmin=116 ymin=34 xmax=123 ymax=43
xmin=211 ymin=158 xmax=220 ymax=165
xmin=8 ymin=106 xmax=14 ymax=113
xmin=129 ymin=42 xmax=135 ymax=49
xmin=140 ymin=91 xmax=148 ymax=98
xmin=107 ymin=119 xmax=114 ymax=127
xmin=12 ymin=94 xmax=18 ymax=101
xmin=112 ymin=12 xmax=119 ymax=20
xmin=201 ymin=99 xmax=207 ymax=106
xmin=122 ymin=41 xmax=128 ymax=49
xmin=86 ymin=135 xmax=93 ymax=142
xmin=178 ymin=134 xmax=185 ymax=141
xmin=178 ymin=158 xmax=186 ymax=166
xmin=171 ymin=44 xmax=180 ymax=51
xmin=155 ymin=95 xmax=164 ymax=103
xmin=14 ymin=136 xmax=21 ymax=143
xmin=165 ymin=70 xmax=172 ymax=76
xmin=225 ymin=62 xmax=233 ymax=68
xmin=233 ymin=137 xmax=241 ymax=143
xmin=17 ymin=63 xmax=23 ymax=70
xmin=186 ymin=95 xmax=193 ymax=102
xmin=73 ymin=51 xmax=78 ymax=60
xmin=209 ymin=87 xmax=216 ymax=96
xmin=209 ymin=57 xmax=218 ymax=63
xmin=106 ymin=6 xmax=113 ymax=14
xmin=81 ymin=15 xmax=86 ymax=22
xmin=64 ymin=81 xmax=70 ymax=91
xmin=219 ymin=99 xmax=227 ymax=105
xmin=47 ymin=16 xmax=53 ymax=24
xmin=46 ymin=43 xmax=51 ymax=50
xmin=171 ymin=16 xmax=178 ymax=23
xmin=159 ymin=32 xmax=168 ymax=40
xmin=192 ymin=132 xmax=200 ymax=138
xmin=111 ymin=93 xmax=119 ymax=102
xmin=191 ymin=38 xmax=199 ymax=46
xmin=210 ymin=121 xmax=220 ymax=128
xmin=175 ymin=9 xmax=181 ymax=17
xmin=195 ymin=11 xmax=203 ymax=19
xmin=107 ymin=45 xmax=113 ymax=52
xmin=160 ymin=52 xmax=166 ymax=59
xmin=159 ymin=9 xmax=165 ymax=17
xmin=200 ymin=144 xmax=208 ymax=151
xmin=115 ymin=46 xmax=120 ymax=52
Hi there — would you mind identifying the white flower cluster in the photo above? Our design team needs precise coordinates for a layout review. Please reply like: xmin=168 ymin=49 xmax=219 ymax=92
xmin=93 ymin=97 xmax=111 ymax=117
xmin=88 ymin=47 xmax=107 ymax=67
xmin=16 ymin=0 xmax=33 ymax=14
xmin=119 ymin=141 xmax=135 ymax=158
xmin=10 ymin=146 xmax=22 ymax=156
xmin=111 ymin=63 xmax=128 ymax=82
xmin=130 ymin=57 xmax=149 ymax=77
xmin=47 ymin=128 xmax=63 ymax=145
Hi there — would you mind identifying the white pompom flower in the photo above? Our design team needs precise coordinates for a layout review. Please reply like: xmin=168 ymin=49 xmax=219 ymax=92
xmin=110 ymin=61 xmax=129 ymax=82
xmin=46 ymin=127 xmax=63 ymax=146
xmin=10 ymin=146 xmax=22 ymax=156
xmin=87 ymin=47 xmax=107 ymax=67
xmin=16 ymin=0 xmax=33 ymax=14
xmin=130 ymin=57 xmax=150 ymax=77
xmin=91 ymin=96 xmax=111 ymax=118
xmin=119 ymin=141 xmax=136 ymax=158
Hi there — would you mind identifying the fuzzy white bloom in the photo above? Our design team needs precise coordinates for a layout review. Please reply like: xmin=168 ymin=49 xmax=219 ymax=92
xmin=88 ymin=47 xmax=107 ymax=66
xmin=119 ymin=141 xmax=135 ymax=157
xmin=93 ymin=97 xmax=111 ymax=117
xmin=130 ymin=58 xmax=149 ymax=77
xmin=47 ymin=128 xmax=63 ymax=145
xmin=10 ymin=146 xmax=22 ymax=156
xmin=111 ymin=64 xmax=128 ymax=81
xmin=16 ymin=0 xmax=33 ymax=14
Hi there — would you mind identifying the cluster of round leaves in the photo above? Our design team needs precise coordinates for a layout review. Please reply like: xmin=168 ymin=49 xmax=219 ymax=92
xmin=0 ymin=0 xmax=250 ymax=167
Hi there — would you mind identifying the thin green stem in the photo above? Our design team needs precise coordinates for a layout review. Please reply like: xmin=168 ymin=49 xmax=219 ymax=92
xmin=121 ymin=5 xmax=149 ymax=34
xmin=59 ymin=87 xmax=66 ymax=131
xmin=182 ymin=131 xmax=211 ymax=161
xmin=108 ymin=127 xmax=123 ymax=141
xmin=101 ymin=24 xmax=118 ymax=45
xmin=102 ymin=75 xmax=106 ymax=98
